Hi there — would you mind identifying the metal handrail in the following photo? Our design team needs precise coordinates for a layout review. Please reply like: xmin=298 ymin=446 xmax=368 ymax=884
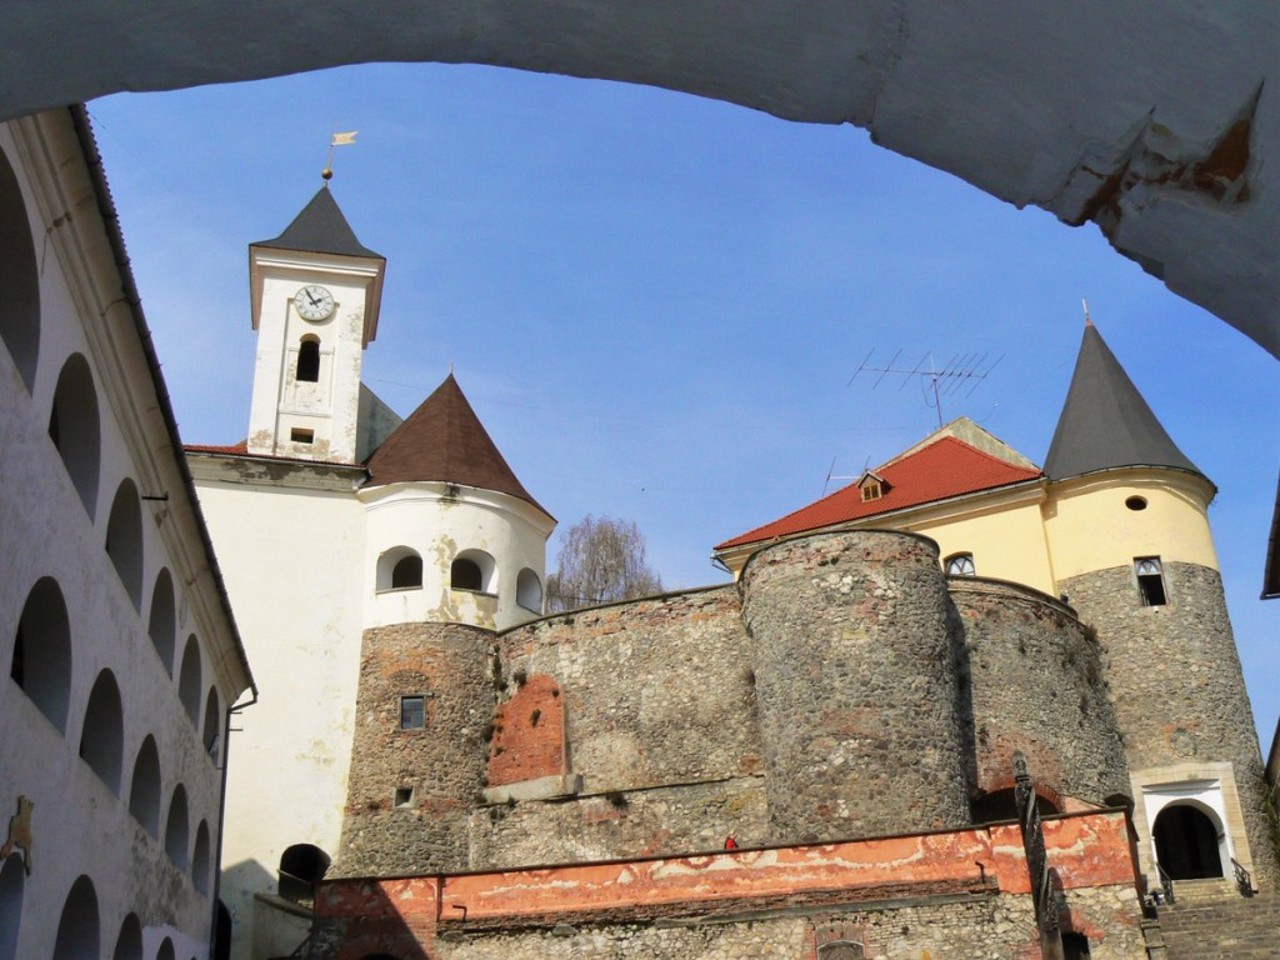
xmin=1155 ymin=862 xmax=1176 ymax=905
xmin=1231 ymin=857 xmax=1255 ymax=898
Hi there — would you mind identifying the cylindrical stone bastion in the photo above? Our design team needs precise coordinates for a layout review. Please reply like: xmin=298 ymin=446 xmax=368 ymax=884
xmin=740 ymin=530 xmax=968 ymax=843
xmin=948 ymin=578 xmax=1129 ymax=813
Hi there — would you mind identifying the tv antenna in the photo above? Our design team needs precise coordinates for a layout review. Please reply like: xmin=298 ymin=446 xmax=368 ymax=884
xmin=847 ymin=349 xmax=1003 ymax=429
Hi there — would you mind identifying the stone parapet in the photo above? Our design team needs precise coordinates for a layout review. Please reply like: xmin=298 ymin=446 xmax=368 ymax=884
xmin=949 ymin=575 xmax=1130 ymax=811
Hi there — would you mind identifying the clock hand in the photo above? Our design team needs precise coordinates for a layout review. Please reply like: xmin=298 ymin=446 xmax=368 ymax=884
xmin=307 ymin=291 xmax=321 ymax=307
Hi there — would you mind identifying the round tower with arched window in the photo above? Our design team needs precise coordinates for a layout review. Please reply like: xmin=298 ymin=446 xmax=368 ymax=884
xmin=1041 ymin=321 xmax=1275 ymax=889
xmin=358 ymin=373 xmax=555 ymax=632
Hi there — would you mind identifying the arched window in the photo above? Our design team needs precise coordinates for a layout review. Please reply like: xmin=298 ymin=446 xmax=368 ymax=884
xmin=0 ymin=145 xmax=40 ymax=391
xmin=80 ymin=670 xmax=124 ymax=795
xmin=147 ymin=569 xmax=176 ymax=675
xmin=178 ymin=635 xmax=202 ymax=729
xmin=164 ymin=785 xmax=189 ymax=870
xmin=278 ymin=843 xmax=331 ymax=903
xmin=376 ymin=547 xmax=423 ymax=591
xmin=112 ymin=913 xmax=143 ymax=960
xmin=10 ymin=576 xmax=72 ymax=733
xmin=156 ymin=938 xmax=176 ymax=960
xmin=202 ymin=686 xmax=221 ymax=760
xmin=49 ymin=354 xmax=100 ymax=517
xmin=1153 ymin=802 xmax=1224 ymax=880
xmin=192 ymin=821 xmax=211 ymax=895
xmin=128 ymin=735 xmax=162 ymax=837
xmin=0 ymin=853 xmax=24 ymax=960
xmin=517 ymin=568 xmax=543 ymax=612
xmin=296 ymin=336 xmax=321 ymax=383
xmin=945 ymin=552 xmax=976 ymax=576
xmin=106 ymin=478 xmax=144 ymax=610
xmin=52 ymin=875 xmax=99 ymax=960
xmin=451 ymin=550 xmax=494 ymax=593
xmin=391 ymin=554 xmax=422 ymax=589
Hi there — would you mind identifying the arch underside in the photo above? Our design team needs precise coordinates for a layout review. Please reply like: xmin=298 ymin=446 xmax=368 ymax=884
xmin=0 ymin=3 xmax=1276 ymax=357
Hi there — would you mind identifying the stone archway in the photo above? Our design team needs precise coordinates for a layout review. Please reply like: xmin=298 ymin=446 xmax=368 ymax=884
xmin=0 ymin=4 xmax=1276 ymax=355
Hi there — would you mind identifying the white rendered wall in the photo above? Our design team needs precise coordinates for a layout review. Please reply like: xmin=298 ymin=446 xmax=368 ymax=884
xmin=361 ymin=482 xmax=553 ymax=631
xmin=0 ymin=113 xmax=243 ymax=960
xmin=247 ymin=253 xmax=379 ymax=464
xmin=192 ymin=465 xmax=366 ymax=960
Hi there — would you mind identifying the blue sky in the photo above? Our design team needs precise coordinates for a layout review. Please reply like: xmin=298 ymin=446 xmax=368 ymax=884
xmin=88 ymin=62 xmax=1278 ymax=747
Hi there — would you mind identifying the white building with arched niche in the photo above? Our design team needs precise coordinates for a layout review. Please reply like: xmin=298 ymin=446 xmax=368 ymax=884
xmin=0 ymin=107 xmax=254 ymax=960
xmin=184 ymin=187 xmax=555 ymax=960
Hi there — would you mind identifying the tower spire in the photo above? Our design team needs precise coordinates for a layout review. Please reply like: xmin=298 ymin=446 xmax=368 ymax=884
xmin=1043 ymin=320 xmax=1203 ymax=482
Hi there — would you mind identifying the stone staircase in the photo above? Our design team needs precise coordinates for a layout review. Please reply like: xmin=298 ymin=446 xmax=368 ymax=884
xmin=1143 ymin=879 xmax=1280 ymax=959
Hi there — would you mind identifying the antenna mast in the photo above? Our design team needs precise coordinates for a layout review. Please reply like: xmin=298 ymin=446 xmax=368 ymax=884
xmin=847 ymin=348 xmax=1003 ymax=429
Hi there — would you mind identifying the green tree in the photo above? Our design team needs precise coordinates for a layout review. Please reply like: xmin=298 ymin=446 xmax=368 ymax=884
xmin=546 ymin=514 xmax=663 ymax=612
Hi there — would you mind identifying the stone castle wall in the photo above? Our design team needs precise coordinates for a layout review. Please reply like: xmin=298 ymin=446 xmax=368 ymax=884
xmin=740 ymin=530 xmax=969 ymax=841
xmin=950 ymin=577 xmax=1130 ymax=810
xmin=337 ymin=621 xmax=495 ymax=876
xmin=1061 ymin=560 xmax=1277 ymax=882
xmin=333 ymin=531 xmax=1156 ymax=875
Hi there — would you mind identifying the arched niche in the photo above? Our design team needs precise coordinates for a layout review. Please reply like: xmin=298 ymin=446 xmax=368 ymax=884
xmin=192 ymin=820 xmax=211 ymax=895
xmin=0 ymin=854 xmax=23 ymax=960
xmin=178 ymin=634 xmax=202 ymax=728
xmin=52 ymin=875 xmax=99 ymax=960
xmin=516 ymin=568 xmax=543 ymax=613
xmin=10 ymin=576 xmax=72 ymax=733
xmin=164 ymin=784 xmax=189 ymax=870
xmin=0 ymin=143 xmax=39 ymax=390
xmin=105 ymin=478 xmax=144 ymax=610
xmin=147 ymin=569 xmax=177 ymax=675
xmin=128 ymin=735 xmax=162 ymax=837
xmin=79 ymin=669 xmax=124 ymax=795
xmin=48 ymin=353 xmax=100 ymax=518
xmin=113 ymin=913 xmax=143 ymax=960
xmin=202 ymin=686 xmax=221 ymax=760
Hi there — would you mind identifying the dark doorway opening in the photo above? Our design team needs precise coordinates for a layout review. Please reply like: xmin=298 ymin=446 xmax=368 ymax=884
xmin=1153 ymin=804 xmax=1223 ymax=880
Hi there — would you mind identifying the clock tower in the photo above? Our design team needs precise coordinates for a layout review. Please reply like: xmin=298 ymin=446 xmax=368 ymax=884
xmin=246 ymin=186 xmax=385 ymax=463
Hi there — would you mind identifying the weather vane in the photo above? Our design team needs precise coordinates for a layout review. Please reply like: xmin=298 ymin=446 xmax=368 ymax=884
xmin=322 ymin=130 xmax=358 ymax=183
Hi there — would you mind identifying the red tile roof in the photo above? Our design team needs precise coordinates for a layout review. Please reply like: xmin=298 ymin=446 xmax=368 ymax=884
xmin=185 ymin=441 xmax=249 ymax=455
xmin=715 ymin=436 xmax=1042 ymax=550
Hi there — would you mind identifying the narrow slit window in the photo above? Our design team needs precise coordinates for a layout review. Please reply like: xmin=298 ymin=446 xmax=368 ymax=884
xmin=296 ymin=338 xmax=320 ymax=383
xmin=1135 ymin=557 xmax=1167 ymax=606
xmin=394 ymin=787 xmax=414 ymax=808
xmin=399 ymin=695 xmax=426 ymax=730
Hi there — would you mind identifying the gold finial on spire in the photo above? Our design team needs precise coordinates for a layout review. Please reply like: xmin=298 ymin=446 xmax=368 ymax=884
xmin=1082 ymin=298 xmax=1093 ymax=327
xmin=323 ymin=130 xmax=359 ymax=184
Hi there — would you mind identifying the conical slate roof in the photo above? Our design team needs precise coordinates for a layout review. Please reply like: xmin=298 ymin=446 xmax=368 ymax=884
xmin=253 ymin=187 xmax=382 ymax=259
xmin=1043 ymin=323 xmax=1202 ymax=481
xmin=364 ymin=374 xmax=549 ymax=516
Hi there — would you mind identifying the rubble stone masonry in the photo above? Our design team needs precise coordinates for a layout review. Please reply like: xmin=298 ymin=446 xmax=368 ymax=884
xmin=950 ymin=577 xmax=1130 ymax=810
xmin=741 ymin=530 xmax=969 ymax=841
xmin=1061 ymin=561 xmax=1277 ymax=884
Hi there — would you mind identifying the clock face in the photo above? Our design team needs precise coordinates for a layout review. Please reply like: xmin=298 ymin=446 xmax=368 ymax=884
xmin=294 ymin=284 xmax=335 ymax=321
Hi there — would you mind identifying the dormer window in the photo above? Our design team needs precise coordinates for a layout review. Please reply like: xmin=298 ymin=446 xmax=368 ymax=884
xmin=857 ymin=472 xmax=888 ymax=503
